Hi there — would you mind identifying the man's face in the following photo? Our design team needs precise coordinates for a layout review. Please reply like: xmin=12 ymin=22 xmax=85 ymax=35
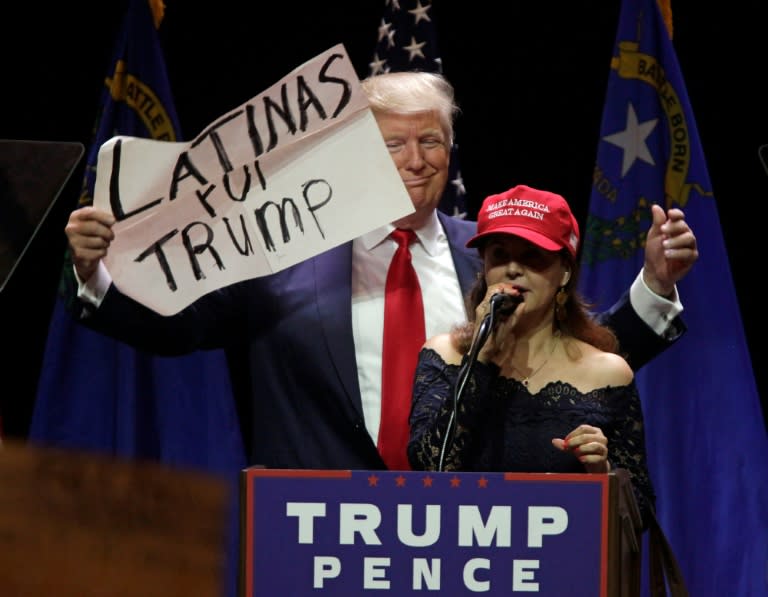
xmin=375 ymin=110 xmax=450 ymax=229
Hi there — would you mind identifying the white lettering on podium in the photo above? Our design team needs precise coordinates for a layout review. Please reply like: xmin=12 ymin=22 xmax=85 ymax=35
xmin=413 ymin=558 xmax=441 ymax=590
xmin=528 ymin=506 xmax=568 ymax=547
xmin=464 ymin=558 xmax=491 ymax=591
xmin=458 ymin=505 xmax=512 ymax=547
xmin=286 ymin=502 xmax=326 ymax=543
xmin=363 ymin=557 xmax=391 ymax=589
xmin=397 ymin=504 xmax=441 ymax=547
xmin=313 ymin=556 xmax=340 ymax=588
xmin=340 ymin=503 xmax=382 ymax=545
xmin=310 ymin=556 xmax=542 ymax=591
xmin=286 ymin=502 xmax=568 ymax=549
xmin=512 ymin=560 xmax=540 ymax=591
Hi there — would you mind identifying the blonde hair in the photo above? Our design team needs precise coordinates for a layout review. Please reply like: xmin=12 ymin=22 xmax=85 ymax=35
xmin=360 ymin=71 xmax=459 ymax=146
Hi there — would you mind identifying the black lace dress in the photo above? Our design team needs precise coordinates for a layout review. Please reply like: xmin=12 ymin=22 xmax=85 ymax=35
xmin=407 ymin=347 xmax=656 ymax=528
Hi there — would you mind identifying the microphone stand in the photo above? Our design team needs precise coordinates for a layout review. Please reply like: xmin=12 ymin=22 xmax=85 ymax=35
xmin=437 ymin=301 xmax=500 ymax=472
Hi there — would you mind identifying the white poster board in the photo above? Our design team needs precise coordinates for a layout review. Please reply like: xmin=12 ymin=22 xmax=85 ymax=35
xmin=93 ymin=44 xmax=413 ymax=315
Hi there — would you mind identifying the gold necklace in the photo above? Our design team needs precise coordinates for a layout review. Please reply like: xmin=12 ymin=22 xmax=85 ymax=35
xmin=510 ymin=331 xmax=560 ymax=387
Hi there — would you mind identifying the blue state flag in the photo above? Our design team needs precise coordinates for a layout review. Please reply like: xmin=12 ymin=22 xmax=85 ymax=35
xmin=579 ymin=1 xmax=768 ymax=595
xmin=30 ymin=1 xmax=246 ymax=595
xmin=369 ymin=0 xmax=467 ymax=219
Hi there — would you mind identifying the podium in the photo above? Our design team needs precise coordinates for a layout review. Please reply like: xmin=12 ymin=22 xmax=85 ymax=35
xmin=240 ymin=468 xmax=642 ymax=596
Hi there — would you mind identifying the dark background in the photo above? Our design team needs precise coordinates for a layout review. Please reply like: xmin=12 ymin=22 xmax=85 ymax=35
xmin=1 ymin=1 xmax=765 ymax=435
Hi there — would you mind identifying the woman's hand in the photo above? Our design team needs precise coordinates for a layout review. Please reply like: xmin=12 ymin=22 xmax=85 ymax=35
xmin=552 ymin=424 xmax=610 ymax=474
xmin=474 ymin=284 xmax=523 ymax=364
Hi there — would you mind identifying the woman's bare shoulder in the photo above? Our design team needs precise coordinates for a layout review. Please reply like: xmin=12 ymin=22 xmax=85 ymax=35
xmin=567 ymin=339 xmax=634 ymax=387
xmin=424 ymin=333 xmax=463 ymax=366
xmin=585 ymin=346 xmax=633 ymax=386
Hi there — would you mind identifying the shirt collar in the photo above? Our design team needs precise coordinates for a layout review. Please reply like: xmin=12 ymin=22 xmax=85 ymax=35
xmin=360 ymin=210 xmax=444 ymax=256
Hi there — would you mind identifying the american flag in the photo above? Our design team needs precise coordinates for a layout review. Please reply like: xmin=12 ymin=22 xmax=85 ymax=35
xmin=369 ymin=0 xmax=467 ymax=218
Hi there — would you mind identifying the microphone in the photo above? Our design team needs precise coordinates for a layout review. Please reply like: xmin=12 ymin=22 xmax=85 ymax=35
xmin=490 ymin=292 xmax=523 ymax=316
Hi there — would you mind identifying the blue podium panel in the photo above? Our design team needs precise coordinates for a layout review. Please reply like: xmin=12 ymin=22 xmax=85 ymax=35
xmin=242 ymin=470 xmax=609 ymax=596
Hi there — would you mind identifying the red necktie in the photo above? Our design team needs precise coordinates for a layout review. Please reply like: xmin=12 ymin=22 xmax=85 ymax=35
xmin=379 ymin=229 xmax=425 ymax=470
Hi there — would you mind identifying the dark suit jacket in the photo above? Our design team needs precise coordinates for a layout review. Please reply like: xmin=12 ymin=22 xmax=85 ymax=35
xmin=75 ymin=212 xmax=681 ymax=469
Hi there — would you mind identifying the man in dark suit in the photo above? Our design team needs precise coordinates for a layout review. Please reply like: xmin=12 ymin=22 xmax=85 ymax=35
xmin=63 ymin=71 xmax=698 ymax=471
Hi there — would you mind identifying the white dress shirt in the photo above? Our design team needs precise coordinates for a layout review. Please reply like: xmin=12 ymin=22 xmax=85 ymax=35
xmin=351 ymin=210 xmax=466 ymax=445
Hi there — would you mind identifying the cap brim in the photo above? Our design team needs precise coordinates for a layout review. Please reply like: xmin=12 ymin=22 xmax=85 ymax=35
xmin=466 ymin=226 xmax=564 ymax=252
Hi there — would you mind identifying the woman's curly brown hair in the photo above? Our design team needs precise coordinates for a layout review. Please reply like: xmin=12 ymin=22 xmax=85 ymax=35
xmin=452 ymin=249 xmax=620 ymax=356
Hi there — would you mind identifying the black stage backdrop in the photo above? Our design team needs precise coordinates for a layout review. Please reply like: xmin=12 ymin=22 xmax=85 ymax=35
xmin=0 ymin=1 xmax=765 ymax=435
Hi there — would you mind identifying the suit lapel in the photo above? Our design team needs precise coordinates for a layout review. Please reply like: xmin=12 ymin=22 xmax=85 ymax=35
xmin=439 ymin=212 xmax=483 ymax=298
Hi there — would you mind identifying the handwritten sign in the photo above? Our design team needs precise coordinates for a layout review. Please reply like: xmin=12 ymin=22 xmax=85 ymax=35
xmin=93 ymin=44 xmax=413 ymax=315
xmin=242 ymin=469 xmax=611 ymax=596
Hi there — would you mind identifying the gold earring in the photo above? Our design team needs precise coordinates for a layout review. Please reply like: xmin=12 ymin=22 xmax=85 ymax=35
xmin=555 ymin=286 xmax=568 ymax=322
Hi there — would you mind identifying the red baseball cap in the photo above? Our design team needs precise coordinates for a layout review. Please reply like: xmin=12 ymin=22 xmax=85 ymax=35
xmin=466 ymin=184 xmax=580 ymax=258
